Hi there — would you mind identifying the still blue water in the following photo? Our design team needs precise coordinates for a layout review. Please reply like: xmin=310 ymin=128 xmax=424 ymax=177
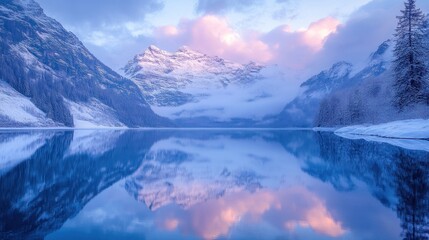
xmin=0 ymin=130 xmax=428 ymax=240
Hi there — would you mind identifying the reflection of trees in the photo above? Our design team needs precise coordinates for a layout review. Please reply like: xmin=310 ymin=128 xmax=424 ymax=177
xmin=306 ymin=132 xmax=396 ymax=203
xmin=309 ymin=132 xmax=429 ymax=239
xmin=395 ymin=151 xmax=429 ymax=240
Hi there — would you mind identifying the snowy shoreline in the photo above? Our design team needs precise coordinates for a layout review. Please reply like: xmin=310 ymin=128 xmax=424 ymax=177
xmin=334 ymin=119 xmax=429 ymax=140
xmin=334 ymin=119 xmax=429 ymax=152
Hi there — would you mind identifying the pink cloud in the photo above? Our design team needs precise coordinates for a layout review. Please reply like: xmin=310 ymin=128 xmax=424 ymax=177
xmin=263 ymin=17 xmax=340 ymax=70
xmin=180 ymin=15 xmax=272 ymax=64
xmin=301 ymin=17 xmax=341 ymax=51
xmin=157 ymin=26 xmax=179 ymax=36
xmin=153 ymin=15 xmax=340 ymax=70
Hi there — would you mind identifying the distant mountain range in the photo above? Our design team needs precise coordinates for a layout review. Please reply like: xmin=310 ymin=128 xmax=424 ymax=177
xmin=123 ymin=40 xmax=393 ymax=127
xmin=0 ymin=0 xmax=167 ymax=128
xmin=0 ymin=0 xmax=394 ymax=128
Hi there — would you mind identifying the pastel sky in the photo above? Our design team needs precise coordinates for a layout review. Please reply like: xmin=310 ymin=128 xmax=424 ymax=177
xmin=37 ymin=0 xmax=429 ymax=79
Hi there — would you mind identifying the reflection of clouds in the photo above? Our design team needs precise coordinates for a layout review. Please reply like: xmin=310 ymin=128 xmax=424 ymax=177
xmin=157 ymin=187 xmax=346 ymax=239
xmin=161 ymin=218 xmax=180 ymax=231
xmin=275 ymin=188 xmax=345 ymax=237
xmin=188 ymin=191 xmax=275 ymax=239
xmin=83 ymin=208 xmax=109 ymax=224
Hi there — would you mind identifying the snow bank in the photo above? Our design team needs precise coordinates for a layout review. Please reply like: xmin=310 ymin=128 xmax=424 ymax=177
xmin=335 ymin=119 xmax=429 ymax=152
xmin=335 ymin=119 xmax=429 ymax=139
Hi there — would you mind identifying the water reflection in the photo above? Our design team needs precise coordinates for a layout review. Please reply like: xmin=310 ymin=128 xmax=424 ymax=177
xmin=0 ymin=130 xmax=427 ymax=240
xmin=395 ymin=151 xmax=429 ymax=240
xmin=0 ymin=130 xmax=161 ymax=239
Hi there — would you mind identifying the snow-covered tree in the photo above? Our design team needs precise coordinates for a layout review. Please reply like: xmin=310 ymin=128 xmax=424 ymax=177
xmin=348 ymin=89 xmax=364 ymax=123
xmin=393 ymin=0 xmax=428 ymax=110
xmin=424 ymin=15 xmax=429 ymax=105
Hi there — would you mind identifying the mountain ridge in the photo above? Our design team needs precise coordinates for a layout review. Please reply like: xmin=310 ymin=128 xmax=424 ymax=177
xmin=0 ymin=0 xmax=168 ymax=127
xmin=274 ymin=39 xmax=393 ymax=127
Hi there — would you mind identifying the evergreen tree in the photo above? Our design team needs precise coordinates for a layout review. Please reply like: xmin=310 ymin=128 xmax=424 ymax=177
xmin=393 ymin=0 xmax=428 ymax=110
xmin=424 ymin=16 xmax=429 ymax=104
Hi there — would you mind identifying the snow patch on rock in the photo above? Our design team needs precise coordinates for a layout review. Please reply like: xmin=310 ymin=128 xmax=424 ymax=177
xmin=0 ymin=81 xmax=55 ymax=126
xmin=66 ymin=99 xmax=126 ymax=128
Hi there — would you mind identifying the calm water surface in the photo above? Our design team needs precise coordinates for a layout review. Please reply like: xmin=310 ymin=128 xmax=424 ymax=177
xmin=0 ymin=130 xmax=428 ymax=240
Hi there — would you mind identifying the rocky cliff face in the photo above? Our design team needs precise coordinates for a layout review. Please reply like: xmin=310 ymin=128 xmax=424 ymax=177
xmin=0 ymin=0 xmax=166 ymax=127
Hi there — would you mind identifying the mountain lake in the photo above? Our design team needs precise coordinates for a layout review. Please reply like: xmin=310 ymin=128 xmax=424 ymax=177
xmin=0 ymin=129 xmax=428 ymax=240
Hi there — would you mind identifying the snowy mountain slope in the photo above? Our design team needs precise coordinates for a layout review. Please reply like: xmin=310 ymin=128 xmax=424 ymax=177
xmin=0 ymin=80 xmax=55 ymax=127
xmin=275 ymin=40 xmax=393 ymax=127
xmin=0 ymin=0 xmax=166 ymax=127
xmin=123 ymin=46 xmax=289 ymax=125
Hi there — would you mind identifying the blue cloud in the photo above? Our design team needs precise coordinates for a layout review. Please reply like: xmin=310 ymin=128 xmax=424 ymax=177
xmin=35 ymin=0 xmax=164 ymax=70
xmin=195 ymin=0 xmax=260 ymax=14
xmin=37 ymin=0 xmax=164 ymax=27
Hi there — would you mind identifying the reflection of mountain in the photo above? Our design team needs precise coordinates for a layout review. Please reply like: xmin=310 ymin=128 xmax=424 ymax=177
xmin=0 ymin=131 xmax=159 ymax=239
xmin=0 ymin=131 xmax=55 ymax=175
xmin=125 ymin=132 xmax=296 ymax=210
xmin=124 ymin=130 xmax=429 ymax=216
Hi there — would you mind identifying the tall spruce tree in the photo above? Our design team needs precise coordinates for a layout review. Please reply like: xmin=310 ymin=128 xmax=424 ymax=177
xmin=393 ymin=0 xmax=428 ymax=110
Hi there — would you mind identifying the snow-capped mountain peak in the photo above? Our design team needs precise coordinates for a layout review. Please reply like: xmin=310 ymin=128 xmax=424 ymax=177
xmin=123 ymin=45 xmax=260 ymax=102
xmin=369 ymin=39 xmax=392 ymax=63
xmin=145 ymin=44 xmax=170 ymax=56
xmin=123 ymin=45 xmax=288 ymax=125
xmin=301 ymin=61 xmax=353 ymax=96
xmin=124 ymin=45 xmax=248 ymax=79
